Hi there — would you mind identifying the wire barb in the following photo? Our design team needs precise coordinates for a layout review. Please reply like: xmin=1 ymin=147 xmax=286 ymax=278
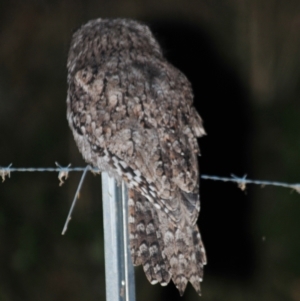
xmin=231 ymin=174 xmax=248 ymax=191
xmin=55 ymin=162 xmax=72 ymax=186
xmin=0 ymin=163 xmax=12 ymax=182
xmin=61 ymin=165 xmax=91 ymax=235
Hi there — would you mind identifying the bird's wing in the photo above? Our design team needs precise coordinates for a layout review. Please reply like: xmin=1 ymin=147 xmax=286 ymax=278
xmin=71 ymin=62 xmax=205 ymax=225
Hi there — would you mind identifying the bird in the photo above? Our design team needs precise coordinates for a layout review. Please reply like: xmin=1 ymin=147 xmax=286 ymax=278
xmin=66 ymin=18 xmax=207 ymax=296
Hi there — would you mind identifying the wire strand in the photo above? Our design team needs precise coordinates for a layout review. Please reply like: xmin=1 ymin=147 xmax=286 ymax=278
xmin=61 ymin=165 xmax=91 ymax=235
xmin=1 ymin=163 xmax=300 ymax=193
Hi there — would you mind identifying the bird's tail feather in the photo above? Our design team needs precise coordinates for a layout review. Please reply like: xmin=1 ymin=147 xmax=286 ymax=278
xmin=128 ymin=189 xmax=206 ymax=295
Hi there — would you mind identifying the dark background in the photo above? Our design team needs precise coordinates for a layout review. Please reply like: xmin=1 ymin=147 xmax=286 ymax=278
xmin=1 ymin=1 xmax=300 ymax=300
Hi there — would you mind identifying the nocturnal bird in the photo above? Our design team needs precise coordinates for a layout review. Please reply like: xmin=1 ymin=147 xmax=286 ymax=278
xmin=66 ymin=18 xmax=207 ymax=296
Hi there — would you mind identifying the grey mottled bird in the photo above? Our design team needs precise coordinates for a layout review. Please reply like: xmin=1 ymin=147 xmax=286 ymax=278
xmin=66 ymin=18 xmax=206 ymax=296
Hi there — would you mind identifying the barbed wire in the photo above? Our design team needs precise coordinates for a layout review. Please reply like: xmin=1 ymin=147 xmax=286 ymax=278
xmin=1 ymin=162 xmax=300 ymax=193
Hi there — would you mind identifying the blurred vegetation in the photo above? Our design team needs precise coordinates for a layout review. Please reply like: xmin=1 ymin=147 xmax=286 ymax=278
xmin=1 ymin=1 xmax=300 ymax=301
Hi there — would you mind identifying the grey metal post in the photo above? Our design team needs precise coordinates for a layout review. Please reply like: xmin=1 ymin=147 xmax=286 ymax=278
xmin=101 ymin=172 xmax=136 ymax=301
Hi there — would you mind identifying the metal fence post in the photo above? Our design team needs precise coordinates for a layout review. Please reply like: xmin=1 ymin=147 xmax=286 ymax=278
xmin=101 ymin=172 xmax=136 ymax=301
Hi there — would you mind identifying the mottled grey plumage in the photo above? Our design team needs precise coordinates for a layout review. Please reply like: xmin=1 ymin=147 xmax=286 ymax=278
xmin=66 ymin=18 xmax=206 ymax=296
